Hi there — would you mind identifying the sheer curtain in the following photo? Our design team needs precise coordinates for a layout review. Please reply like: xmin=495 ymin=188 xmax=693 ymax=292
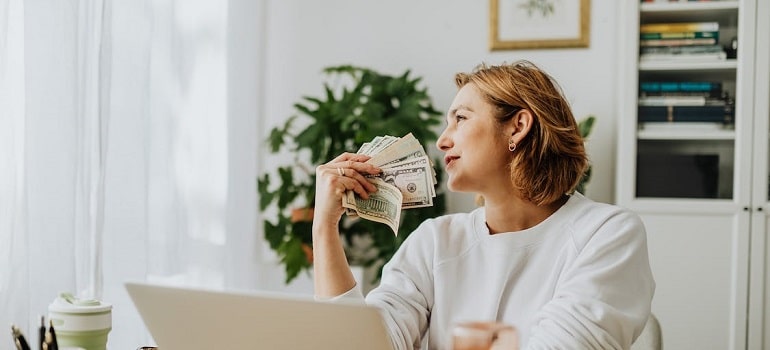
xmin=0 ymin=0 xmax=28 ymax=347
xmin=0 ymin=0 xmax=262 ymax=348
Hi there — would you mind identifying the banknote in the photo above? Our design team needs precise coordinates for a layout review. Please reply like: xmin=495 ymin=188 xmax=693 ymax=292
xmin=366 ymin=133 xmax=424 ymax=167
xmin=377 ymin=156 xmax=436 ymax=198
xmin=342 ymin=133 xmax=438 ymax=234
xmin=342 ymin=178 xmax=403 ymax=234
xmin=346 ymin=162 xmax=433 ymax=211
xmin=363 ymin=135 xmax=399 ymax=156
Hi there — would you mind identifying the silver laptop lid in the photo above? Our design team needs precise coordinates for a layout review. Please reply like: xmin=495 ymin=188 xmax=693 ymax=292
xmin=125 ymin=282 xmax=393 ymax=350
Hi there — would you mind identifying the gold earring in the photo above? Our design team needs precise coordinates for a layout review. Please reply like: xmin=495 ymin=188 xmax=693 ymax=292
xmin=508 ymin=139 xmax=516 ymax=152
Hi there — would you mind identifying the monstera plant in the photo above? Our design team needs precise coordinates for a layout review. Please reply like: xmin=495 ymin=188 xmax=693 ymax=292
xmin=258 ymin=65 xmax=446 ymax=283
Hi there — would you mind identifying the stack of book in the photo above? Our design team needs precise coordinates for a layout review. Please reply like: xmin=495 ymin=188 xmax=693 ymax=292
xmin=638 ymin=81 xmax=734 ymax=124
xmin=639 ymin=22 xmax=726 ymax=62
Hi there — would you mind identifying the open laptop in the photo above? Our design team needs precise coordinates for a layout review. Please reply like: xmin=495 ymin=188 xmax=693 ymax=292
xmin=125 ymin=282 xmax=394 ymax=350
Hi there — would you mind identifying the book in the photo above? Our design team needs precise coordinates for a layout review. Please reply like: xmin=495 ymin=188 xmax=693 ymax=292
xmin=640 ymin=37 xmax=718 ymax=47
xmin=640 ymin=31 xmax=719 ymax=40
xmin=640 ymin=81 xmax=722 ymax=93
xmin=640 ymin=91 xmax=723 ymax=98
xmin=640 ymin=22 xmax=719 ymax=33
xmin=638 ymin=96 xmax=707 ymax=106
xmin=638 ymin=105 xmax=734 ymax=123
xmin=640 ymin=44 xmax=723 ymax=55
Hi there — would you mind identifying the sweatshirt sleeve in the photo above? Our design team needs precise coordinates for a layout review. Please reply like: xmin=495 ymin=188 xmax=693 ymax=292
xmin=314 ymin=283 xmax=365 ymax=302
xmin=364 ymin=222 xmax=436 ymax=350
xmin=526 ymin=210 xmax=656 ymax=350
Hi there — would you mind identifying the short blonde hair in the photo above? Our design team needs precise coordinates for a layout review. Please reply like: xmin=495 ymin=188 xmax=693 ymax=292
xmin=455 ymin=60 xmax=588 ymax=205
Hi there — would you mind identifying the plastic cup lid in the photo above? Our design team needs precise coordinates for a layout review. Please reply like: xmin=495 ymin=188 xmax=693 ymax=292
xmin=48 ymin=292 xmax=112 ymax=313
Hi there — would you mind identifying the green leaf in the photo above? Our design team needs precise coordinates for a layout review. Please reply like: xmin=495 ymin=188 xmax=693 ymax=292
xmin=293 ymin=103 xmax=318 ymax=119
xmin=279 ymin=236 xmax=311 ymax=283
xmin=576 ymin=115 xmax=597 ymax=194
xmin=264 ymin=219 xmax=286 ymax=251
xmin=257 ymin=174 xmax=274 ymax=210
xmin=267 ymin=126 xmax=287 ymax=153
xmin=578 ymin=115 xmax=596 ymax=139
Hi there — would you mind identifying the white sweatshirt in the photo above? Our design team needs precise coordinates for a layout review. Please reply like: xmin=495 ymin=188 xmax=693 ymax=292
xmin=337 ymin=193 xmax=655 ymax=349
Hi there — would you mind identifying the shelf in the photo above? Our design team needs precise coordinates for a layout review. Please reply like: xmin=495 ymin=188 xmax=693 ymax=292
xmin=641 ymin=1 xmax=739 ymax=12
xmin=637 ymin=123 xmax=736 ymax=140
xmin=640 ymin=1 xmax=739 ymax=24
xmin=639 ymin=59 xmax=737 ymax=71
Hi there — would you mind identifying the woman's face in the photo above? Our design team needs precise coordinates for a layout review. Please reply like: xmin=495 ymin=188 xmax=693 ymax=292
xmin=436 ymin=83 xmax=512 ymax=193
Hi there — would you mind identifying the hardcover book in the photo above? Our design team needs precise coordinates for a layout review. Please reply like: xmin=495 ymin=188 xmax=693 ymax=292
xmin=640 ymin=81 xmax=722 ymax=93
xmin=640 ymin=31 xmax=718 ymax=40
xmin=640 ymin=37 xmax=718 ymax=47
xmin=640 ymin=22 xmax=719 ymax=33
xmin=637 ymin=104 xmax=734 ymax=123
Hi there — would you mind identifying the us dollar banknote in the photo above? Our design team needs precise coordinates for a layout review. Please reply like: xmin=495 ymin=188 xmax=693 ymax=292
xmin=342 ymin=133 xmax=437 ymax=234
xmin=341 ymin=178 xmax=403 ymax=234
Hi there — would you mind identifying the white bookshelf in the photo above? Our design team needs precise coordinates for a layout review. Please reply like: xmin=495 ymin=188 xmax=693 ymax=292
xmin=617 ymin=1 xmax=767 ymax=349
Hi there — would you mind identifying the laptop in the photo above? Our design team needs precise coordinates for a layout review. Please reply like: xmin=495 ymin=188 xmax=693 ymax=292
xmin=125 ymin=282 xmax=394 ymax=350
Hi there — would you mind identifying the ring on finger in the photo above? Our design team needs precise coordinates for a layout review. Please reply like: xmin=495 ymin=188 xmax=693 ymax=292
xmin=337 ymin=167 xmax=345 ymax=177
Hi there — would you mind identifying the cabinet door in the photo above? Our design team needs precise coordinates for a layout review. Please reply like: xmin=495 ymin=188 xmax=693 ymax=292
xmin=749 ymin=215 xmax=770 ymax=349
xmin=642 ymin=212 xmax=748 ymax=350
xmin=748 ymin=0 xmax=770 ymax=347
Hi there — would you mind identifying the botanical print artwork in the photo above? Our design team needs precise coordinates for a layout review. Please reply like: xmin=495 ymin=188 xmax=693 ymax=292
xmin=491 ymin=0 xmax=589 ymax=50
xmin=519 ymin=0 xmax=558 ymax=18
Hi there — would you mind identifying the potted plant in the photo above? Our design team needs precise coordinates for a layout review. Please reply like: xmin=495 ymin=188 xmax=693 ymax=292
xmin=258 ymin=65 xmax=446 ymax=283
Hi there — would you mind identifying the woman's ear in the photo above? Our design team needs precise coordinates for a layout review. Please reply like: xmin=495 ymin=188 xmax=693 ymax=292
xmin=508 ymin=109 xmax=534 ymax=143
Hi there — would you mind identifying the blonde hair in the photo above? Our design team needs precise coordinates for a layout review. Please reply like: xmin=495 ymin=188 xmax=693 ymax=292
xmin=456 ymin=60 xmax=588 ymax=205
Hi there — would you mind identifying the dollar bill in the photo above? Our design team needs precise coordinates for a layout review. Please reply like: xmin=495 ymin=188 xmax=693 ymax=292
xmin=384 ymin=155 xmax=436 ymax=181
xmin=357 ymin=136 xmax=382 ymax=155
xmin=371 ymin=134 xmax=436 ymax=182
xmin=365 ymin=135 xmax=398 ymax=156
xmin=376 ymin=166 xmax=433 ymax=208
xmin=342 ymin=133 xmax=438 ymax=235
xmin=366 ymin=133 xmax=423 ymax=167
xmin=342 ymin=178 xmax=403 ymax=234
xmin=357 ymin=141 xmax=373 ymax=155
xmin=378 ymin=156 xmax=436 ymax=198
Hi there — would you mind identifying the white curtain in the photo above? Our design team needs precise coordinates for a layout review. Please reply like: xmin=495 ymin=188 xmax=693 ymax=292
xmin=144 ymin=0 xmax=229 ymax=287
xmin=73 ymin=0 xmax=109 ymax=302
xmin=0 ymin=0 xmax=262 ymax=348
xmin=0 ymin=0 xmax=28 ymax=347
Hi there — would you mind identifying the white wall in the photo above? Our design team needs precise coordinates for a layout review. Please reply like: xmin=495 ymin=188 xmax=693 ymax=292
xmin=256 ymin=0 xmax=621 ymax=292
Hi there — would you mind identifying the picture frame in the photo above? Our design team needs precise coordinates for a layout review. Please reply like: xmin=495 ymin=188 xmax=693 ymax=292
xmin=489 ymin=0 xmax=591 ymax=50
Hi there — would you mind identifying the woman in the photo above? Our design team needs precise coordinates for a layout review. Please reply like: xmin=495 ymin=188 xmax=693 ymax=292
xmin=312 ymin=60 xmax=655 ymax=349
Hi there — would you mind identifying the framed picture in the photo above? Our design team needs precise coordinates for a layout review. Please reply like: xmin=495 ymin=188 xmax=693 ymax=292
xmin=489 ymin=0 xmax=590 ymax=50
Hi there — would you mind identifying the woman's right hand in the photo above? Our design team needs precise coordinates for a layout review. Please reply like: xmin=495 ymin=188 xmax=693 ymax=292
xmin=313 ymin=152 xmax=381 ymax=227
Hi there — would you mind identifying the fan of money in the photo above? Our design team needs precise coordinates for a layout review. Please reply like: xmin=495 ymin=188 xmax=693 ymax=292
xmin=342 ymin=133 xmax=438 ymax=235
